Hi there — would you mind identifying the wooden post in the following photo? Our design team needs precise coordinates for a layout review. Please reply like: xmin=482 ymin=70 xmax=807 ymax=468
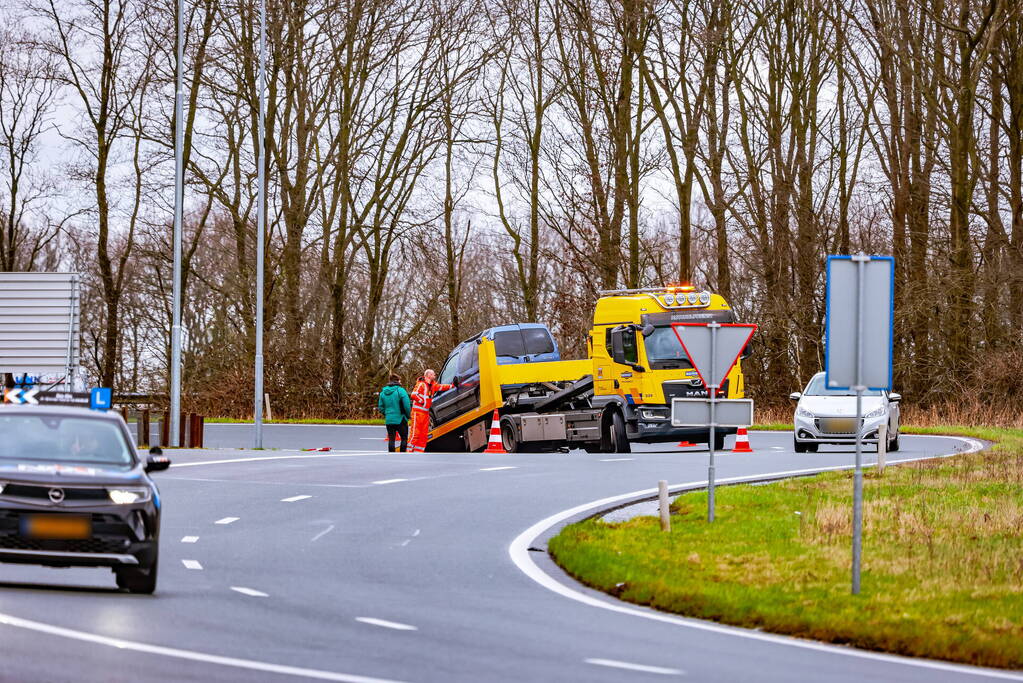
xmin=138 ymin=409 xmax=150 ymax=447
xmin=160 ymin=412 xmax=169 ymax=448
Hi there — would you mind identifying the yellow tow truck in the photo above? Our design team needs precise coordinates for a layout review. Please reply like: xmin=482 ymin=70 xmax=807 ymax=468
xmin=426 ymin=286 xmax=750 ymax=453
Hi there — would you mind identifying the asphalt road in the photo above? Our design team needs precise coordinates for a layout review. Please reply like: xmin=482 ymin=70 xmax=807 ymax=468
xmin=1 ymin=426 xmax=1017 ymax=683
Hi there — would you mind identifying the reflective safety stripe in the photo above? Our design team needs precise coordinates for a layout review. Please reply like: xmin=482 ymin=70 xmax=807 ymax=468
xmin=411 ymin=405 xmax=429 ymax=413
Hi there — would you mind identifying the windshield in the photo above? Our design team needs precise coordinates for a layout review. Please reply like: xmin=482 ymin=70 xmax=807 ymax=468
xmin=644 ymin=327 xmax=692 ymax=369
xmin=804 ymin=374 xmax=883 ymax=397
xmin=0 ymin=414 xmax=134 ymax=466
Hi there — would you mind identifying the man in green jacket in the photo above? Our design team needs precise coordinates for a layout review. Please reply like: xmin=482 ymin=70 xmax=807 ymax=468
xmin=377 ymin=373 xmax=412 ymax=452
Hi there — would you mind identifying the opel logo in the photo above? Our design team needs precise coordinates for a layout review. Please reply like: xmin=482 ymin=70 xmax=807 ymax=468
xmin=48 ymin=488 xmax=65 ymax=504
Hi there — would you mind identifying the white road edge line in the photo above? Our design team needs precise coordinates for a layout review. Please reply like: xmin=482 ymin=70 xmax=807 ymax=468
xmin=585 ymin=658 xmax=683 ymax=676
xmin=281 ymin=495 xmax=312 ymax=503
xmin=231 ymin=586 xmax=269 ymax=597
xmin=372 ymin=479 xmax=407 ymax=485
xmin=0 ymin=611 xmax=404 ymax=683
xmin=599 ymin=458 xmax=634 ymax=462
xmin=355 ymin=617 xmax=417 ymax=631
xmin=181 ymin=560 xmax=203 ymax=570
xmin=180 ymin=536 xmax=199 ymax=543
xmin=214 ymin=517 xmax=239 ymax=525
xmin=508 ymin=437 xmax=1023 ymax=682
xmin=479 ymin=466 xmax=516 ymax=471
xmin=311 ymin=524 xmax=335 ymax=542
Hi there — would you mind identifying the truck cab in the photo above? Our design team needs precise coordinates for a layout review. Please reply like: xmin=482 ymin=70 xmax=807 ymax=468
xmin=590 ymin=286 xmax=747 ymax=449
xmin=431 ymin=324 xmax=559 ymax=425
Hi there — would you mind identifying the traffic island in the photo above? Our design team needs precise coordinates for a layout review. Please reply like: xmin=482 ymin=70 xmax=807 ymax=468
xmin=548 ymin=426 xmax=1023 ymax=670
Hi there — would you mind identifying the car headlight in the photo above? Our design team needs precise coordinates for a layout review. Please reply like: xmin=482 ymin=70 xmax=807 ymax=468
xmin=864 ymin=407 xmax=886 ymax=419
xmin=108 ymin=487 xmax=151 ymax=505
xmin=796 ymin=407 xmax=814 ymax=418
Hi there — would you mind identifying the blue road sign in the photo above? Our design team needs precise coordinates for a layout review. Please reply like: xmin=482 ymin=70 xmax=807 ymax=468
xmin=90 ymin=387 xmax=112 ymax=411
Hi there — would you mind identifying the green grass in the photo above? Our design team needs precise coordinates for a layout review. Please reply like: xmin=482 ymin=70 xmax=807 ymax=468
xmin=203 ymin=417 xmax=385 ymax=425
xmin=549 ymin=426 xmax=1023 ymax=669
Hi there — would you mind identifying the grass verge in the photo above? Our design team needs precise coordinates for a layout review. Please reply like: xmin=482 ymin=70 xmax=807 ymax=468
xmin=548 ymin=426 xmax=1023 ymax=669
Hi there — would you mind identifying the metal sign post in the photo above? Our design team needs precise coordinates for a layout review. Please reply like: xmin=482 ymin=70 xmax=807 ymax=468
xmin=825 ymin=254 xmax=894 ymax=595
xmin=671 ymin=322 xmax=757 ymax=522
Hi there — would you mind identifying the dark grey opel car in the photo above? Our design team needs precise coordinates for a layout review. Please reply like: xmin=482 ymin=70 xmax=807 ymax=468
xmin=0 ymin=405 xmax=170 ymax=593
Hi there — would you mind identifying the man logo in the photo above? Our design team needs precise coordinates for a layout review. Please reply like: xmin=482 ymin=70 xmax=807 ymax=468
xmin=48 ymin=488 xmax=65 ymax=504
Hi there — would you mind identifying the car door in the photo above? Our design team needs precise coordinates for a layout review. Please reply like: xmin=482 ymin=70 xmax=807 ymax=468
xmin=430 ymin=351 xmax=461 ymax=423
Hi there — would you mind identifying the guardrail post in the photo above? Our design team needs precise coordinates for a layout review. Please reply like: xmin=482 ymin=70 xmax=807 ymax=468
xmin=658 ymin=480 xmax=671 ymax=532
xmin=138 ymin=409 xmax=150 ymax=447
xmin=159 ymin=412 xmax=169 ymax=447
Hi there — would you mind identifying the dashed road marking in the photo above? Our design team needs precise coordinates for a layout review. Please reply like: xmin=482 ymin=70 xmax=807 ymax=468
xmin=0 ymin=610 xmax=405 ymax=682
xmin=355 ymin=617 xmax=417 ymax=631
xmin=372 ymin=479 xmax=406 ymax=485
xmin=412 ymin=529 xmax=420 ymax=537
xmin=231 ymin=586 xmax=269 ymax=597
xmin=281 ymin=495 xmax=312 ymax=502
xmin=182 ymin=560 xmax=203 ymax=570
xmin=181 ymin=536 xmax=199 ymax=543
xmin=600 ymin=458 xmax=634 ymax=462
xmin=311 ymin=524 xmax=335 ymax=542
xmin=215 ymin=517 xmax=239 ymax=525
xmin=479 ymin=466 xmax=516 ymax=471
xmin=585 ymin=659 xmax=682 ymax=676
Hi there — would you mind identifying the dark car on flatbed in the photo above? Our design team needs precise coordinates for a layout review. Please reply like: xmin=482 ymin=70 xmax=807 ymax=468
xmin=0 ymin=405 xmax=170 ymax=593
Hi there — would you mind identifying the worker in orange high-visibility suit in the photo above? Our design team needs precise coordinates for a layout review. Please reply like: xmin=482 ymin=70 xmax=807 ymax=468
xmin=408 ymin=369 xmax=453 ymax=453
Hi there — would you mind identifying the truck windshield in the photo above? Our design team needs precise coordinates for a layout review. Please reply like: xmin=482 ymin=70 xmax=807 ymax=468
xmin=644 ymin=327 xmax=692 ymax=369
xmin=0 ymin=415 xmax=134 ymax=466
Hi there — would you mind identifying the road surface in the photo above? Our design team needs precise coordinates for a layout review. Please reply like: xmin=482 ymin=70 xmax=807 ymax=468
xmin=1 ymin=426 xmax=1016 ymax=682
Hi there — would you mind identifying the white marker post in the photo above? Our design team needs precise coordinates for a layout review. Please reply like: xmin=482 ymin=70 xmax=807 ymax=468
xmin=825 ymin=254 xmax=894 ymax=595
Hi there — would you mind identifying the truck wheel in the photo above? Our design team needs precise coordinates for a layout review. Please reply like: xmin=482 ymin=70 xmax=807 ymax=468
xmin=500 ymin=416 xmax=520 ymax=453
xmin=607 ymin=411 xmax=631 ymax=454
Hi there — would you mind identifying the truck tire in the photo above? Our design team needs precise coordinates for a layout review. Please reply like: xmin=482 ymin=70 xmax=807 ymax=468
xmin=500 ymin=416 xmax=520 ymax=453
xmin=607 ymin=410 xmax=631 ymax=454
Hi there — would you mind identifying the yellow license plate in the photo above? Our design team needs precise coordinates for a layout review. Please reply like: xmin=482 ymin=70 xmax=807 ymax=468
xmin=22 ymin=514 xmax=92 ymax=540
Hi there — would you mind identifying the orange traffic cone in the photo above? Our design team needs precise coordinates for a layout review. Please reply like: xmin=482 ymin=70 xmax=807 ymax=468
xmin=731 ymin=427 xmax=753 ymax=453
xmin=677 ymin=441 xmax=697 ymax=447
xmin=483 ymin=410 xmax=506 ymax=454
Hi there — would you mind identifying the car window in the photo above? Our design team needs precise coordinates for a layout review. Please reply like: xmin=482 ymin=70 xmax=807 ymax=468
xmin=521 ymin=328 xmax=555 ymax=356
xmin=457 ymin=342 xmax=477 ymax=374
xmin=438 ymin=353 xmax=458 ymax=385
xmin=605 ymin=327 xmax=638 ymax=364
xmin=0 ymin=415 xmax=134 ymax=466
xmin=493 ymin=330 xmax=526 ymax=358
xmin=803 ymin=374 xmax=882 ymax=397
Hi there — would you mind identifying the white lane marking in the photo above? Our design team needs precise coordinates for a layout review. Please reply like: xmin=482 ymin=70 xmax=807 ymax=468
xmin=600 ymin=458 xmax=634 ymax=462
xmin=231 ymin=586 xmax=269 ymax=597
xmin=181 ymin=560 xmax=203 ymax=570
xmin=215 ymin=517 xmax=239 ymax=525
xmin=281 ymin=495 xmax=312 ymax=502
xmin=311 ymin=524 xmax=335 ymax=542
xmin=399 ymin=540 xmax=410 ymax=547
xmin=0 ymin=611 xmax=404 ymax=683
xmin=180 ymin=536 xmax=199 ymax=543
xmin=771 ymin=447 xmax=784 ymax=450
xmin=585 ymin=658 xmax=683 ymax=676
xmin=372 ymin=479 xmax=407 ymax=485
xmin=412 ymin=529 xmax=420 ymax=537
xmin=355 ymin=617 xmax=417 ymax=631
xmin=172 ymin=452 xmax=377 ymax=468
xmin=479 ymin=466 xmax=516 ymax=471
xmin=508 ymin=438 xmax=1017 ymax=681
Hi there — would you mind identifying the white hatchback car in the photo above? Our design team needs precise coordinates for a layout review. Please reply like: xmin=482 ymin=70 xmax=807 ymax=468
xmin=790 ymin=372 xmax=901 ymax=453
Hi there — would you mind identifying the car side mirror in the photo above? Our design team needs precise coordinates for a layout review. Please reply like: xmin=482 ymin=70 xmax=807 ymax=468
xmin=641 ymin=323 xmax=655 ymax=337
xmin=789 ymin=392 xmax=802 ymax=401
xmin=889 ymin=393 xmax=901 ymax=402
xmin=145 ymin=446 xmax=171 ymax=473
